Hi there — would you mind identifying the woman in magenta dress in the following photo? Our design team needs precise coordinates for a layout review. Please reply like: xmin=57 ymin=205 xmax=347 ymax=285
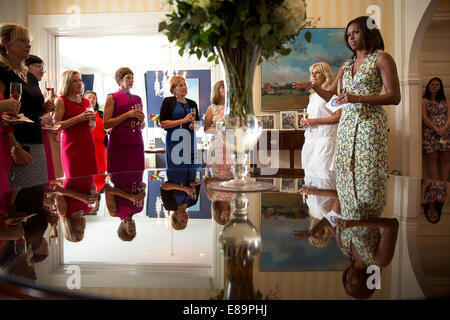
xmin=103 ymin=67 xmax=145 ymax=173
xmin=105 ymin=170 xmax=145 ymax=241
xmin=53 ymin=70 xmax=98 ymax=178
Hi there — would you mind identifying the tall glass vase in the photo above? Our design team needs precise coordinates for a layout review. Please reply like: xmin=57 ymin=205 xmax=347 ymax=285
xmin=214 ymin=42 xmax=273 ymax=192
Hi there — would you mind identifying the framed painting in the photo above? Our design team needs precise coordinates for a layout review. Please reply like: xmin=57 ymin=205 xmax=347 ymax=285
xmin=260 ymin=192 xmax=348 ymax=272
xmin=280 ymin=178 xmax=297 ymax=193
xmin=256 ymin=114 xmax=276 ymax=130
xmin=280 ymin=111 xmax=297 ymax=130
xmin=261 ymin=28 xmax=348 ymax=111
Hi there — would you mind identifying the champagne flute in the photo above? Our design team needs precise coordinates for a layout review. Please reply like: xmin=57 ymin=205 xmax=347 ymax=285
xmin=45 ymin=81 xmax=55 ymax=100
xmin=337 ymin=78 xmax=346 ymax=96
xmin=10 ymin=82 xmax=22 ymax=102
xmin=133 ymin=103 xmax=143 ymax=126
xmin=303 ymin=108 xmax=309 ymax=119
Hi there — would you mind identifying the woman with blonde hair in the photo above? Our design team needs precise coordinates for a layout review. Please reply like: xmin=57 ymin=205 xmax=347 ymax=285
xmin=53 ymin=70 xmax=97 ymax=178
xmin=297 ymin=62 xmax=341 ymax=178
xmin=160 ymin=75 xmax=200 ymax=168
xmin=0 ymin=23 xmax=52 ymax=187
xmin=204 ymin=80 xmax=233 ymax=178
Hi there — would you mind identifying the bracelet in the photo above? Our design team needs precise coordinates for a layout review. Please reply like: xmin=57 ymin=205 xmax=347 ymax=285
xmin=11 ymin=144 xmax=19 ymax=156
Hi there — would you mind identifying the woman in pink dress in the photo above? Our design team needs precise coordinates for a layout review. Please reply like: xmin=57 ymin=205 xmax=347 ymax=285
xmin=104 ymin=67 xmax=145 ymax=173
xmin=53 ymin=70 xmax=98 ymax=178
xmin=204 ymin=80 xmax=233 ymax=178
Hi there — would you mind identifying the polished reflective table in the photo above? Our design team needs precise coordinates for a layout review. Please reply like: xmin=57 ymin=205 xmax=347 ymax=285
xmin=0 ymin=168 xmax=449 ymax=300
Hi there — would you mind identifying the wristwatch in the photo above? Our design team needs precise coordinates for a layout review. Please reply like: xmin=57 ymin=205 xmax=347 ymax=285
xmin=11 ymin=144 xmax=19 ymax=156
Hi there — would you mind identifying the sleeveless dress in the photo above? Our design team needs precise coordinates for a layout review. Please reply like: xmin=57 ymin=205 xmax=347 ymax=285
xmin=304 ymin=169 xmax=337 ymax=220
xmin=109 ymin=170 xmax=144 ymax=220
xmin=336 ymin=172 xmax=387 ymax=265
xmin=335 ymin=49 xmax=387 ymax=176
xmin=91 ymin=111 xmax=107 ymax=172
xmin=165 ymin=101 xmax=199 ymax=168
xmin=422 ymin=99 xmax=450 ymax=153
xmin=60 ymin=96 xmax=98 ymax=178
xmin=335 ymin=50 xmax=387 ymax=266
xmin=206 ymin=104 xmax=233 ymax=178
xmin=301 ymin=93 xmax=338 ymax=178
xmin=107 ymin=90 xmax=144 ymax=173
xmin=61 ymin=176 xmax=94 ymax=218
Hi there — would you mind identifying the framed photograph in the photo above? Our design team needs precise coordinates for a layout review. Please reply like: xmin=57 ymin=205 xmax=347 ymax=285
xmin=261 ymin=28 xmax=348 ymax=112
xmin=260 ymin=192 xmax=348 ymax=272
xmin=280 ymin=178 xmax=297 ymax=193
xmin=256 ymin=114 xmax=276 ymax=130
xmin=297 ymin=111 xmax=305 ymax=130
xmin=280 ymin=111 xmax=297 ymax=130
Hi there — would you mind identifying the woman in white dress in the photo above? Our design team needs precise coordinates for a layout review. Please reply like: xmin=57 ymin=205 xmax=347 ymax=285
xmin=299 ymin=62 xmax=341 ymax=178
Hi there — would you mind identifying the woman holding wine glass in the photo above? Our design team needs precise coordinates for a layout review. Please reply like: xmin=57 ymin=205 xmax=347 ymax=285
xmin=103 ymin=67 xmax=145 ymax=173
xmin=295 ymin=62 xmax=341 ymax=178
xmin=293 ymin=16 xmax=401 ymax=178
xmin=53 ymin=70 xmax=98 ymax=178
xmin=0 ymin=23 xmax=53 ymax=187
xmin=24 ymin=54 xmax=58 ymax=181
xmin=160 ymin=75 xmax=200 ymax=168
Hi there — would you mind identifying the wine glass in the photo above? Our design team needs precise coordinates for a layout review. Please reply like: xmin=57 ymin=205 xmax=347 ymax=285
xmin=10 ymin=82 xmax=22 ymax=102
xmin=337 ymin=78 xmax=345 ymax=96
xmin=303 ymin=108 xmax=309 ymax=119
xmin=133 ymin=103 xmax=143 ymax=125
xmin=45 ymin=81 xmax=55 ymax=100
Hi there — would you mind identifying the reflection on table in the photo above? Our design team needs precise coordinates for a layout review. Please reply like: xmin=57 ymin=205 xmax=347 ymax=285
xmin=0 ymin=169 xmax=449 ymax=300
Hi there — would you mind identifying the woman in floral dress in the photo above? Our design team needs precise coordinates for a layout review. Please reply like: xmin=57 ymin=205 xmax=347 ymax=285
xmin=293 ymin=16 xmax=401 ymax=299
xmin=204 ymin=80 xmax=233 ymax=178
xmin=422 ymin=77 xmax=449 ymax=181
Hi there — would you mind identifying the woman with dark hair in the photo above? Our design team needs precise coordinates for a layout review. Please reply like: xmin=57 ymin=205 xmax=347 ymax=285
xmin=421 ymin=179 xmax=449 ymax=224
xmin=84 ymin=90 xmax=107 ymax=173
xmin=293 ymin=16 xmax=401 ymax=176
xmin=160 ymin=76 xmax=200 ymax=168
xmin=293 ymin=173 xmax=399 ymax=300
xmin=422 ymin=77 xmax=449 ymax=181
xmin=103 ymin=67 xmax=145 ymax=173
xmin=24 ymin=54 xmax=57 ymax=181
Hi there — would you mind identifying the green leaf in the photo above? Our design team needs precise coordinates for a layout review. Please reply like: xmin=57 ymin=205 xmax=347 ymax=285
xmin=207 ymin=55 xmax=216 ymax=62
xmin=158 ymin=21 xmax=167 ymax=32
xmin=260 ymin=24 xmax=271 ymax=37
xmin=196 ymin=49 xmax=202 ymax=60
xmin=305 ymin=31 xmax=312 ymax=43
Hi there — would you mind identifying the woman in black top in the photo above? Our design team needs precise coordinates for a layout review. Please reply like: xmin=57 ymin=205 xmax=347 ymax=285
xmin=160 ymin=168 xmax=201 ymax=230
xmin=0 ymin=23 xmax=52 ymax=187
xmin=160 ymin=76 xmax=200 ymax=168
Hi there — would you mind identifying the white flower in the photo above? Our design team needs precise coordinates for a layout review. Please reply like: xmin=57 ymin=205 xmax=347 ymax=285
xmin=276 ymin=0 xmax=306 ymax=36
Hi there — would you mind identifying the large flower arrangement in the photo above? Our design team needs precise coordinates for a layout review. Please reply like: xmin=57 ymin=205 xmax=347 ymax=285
xmin=159 ymin=0 xmax=309 ymax=117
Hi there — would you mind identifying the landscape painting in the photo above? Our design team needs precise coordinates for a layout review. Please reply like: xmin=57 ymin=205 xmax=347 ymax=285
xmin=261 ymin=28 xmax=348 ymax=111
xmin=260 ymin=192 xmax=348 ymax=271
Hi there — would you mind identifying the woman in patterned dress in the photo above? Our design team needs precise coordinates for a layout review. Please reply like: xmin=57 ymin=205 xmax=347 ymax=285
xmin=421 ymin=178 xmax=449 ymax=224
xmin=293 ymin=16 xmax=401 ymax=299
xmin=204 ymin=80 xmax=233 ymax=178
xmin=422 ymin=77 xmax=449 ymax=181
xmin=293 ymin=173 xmax=399 ymax=299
